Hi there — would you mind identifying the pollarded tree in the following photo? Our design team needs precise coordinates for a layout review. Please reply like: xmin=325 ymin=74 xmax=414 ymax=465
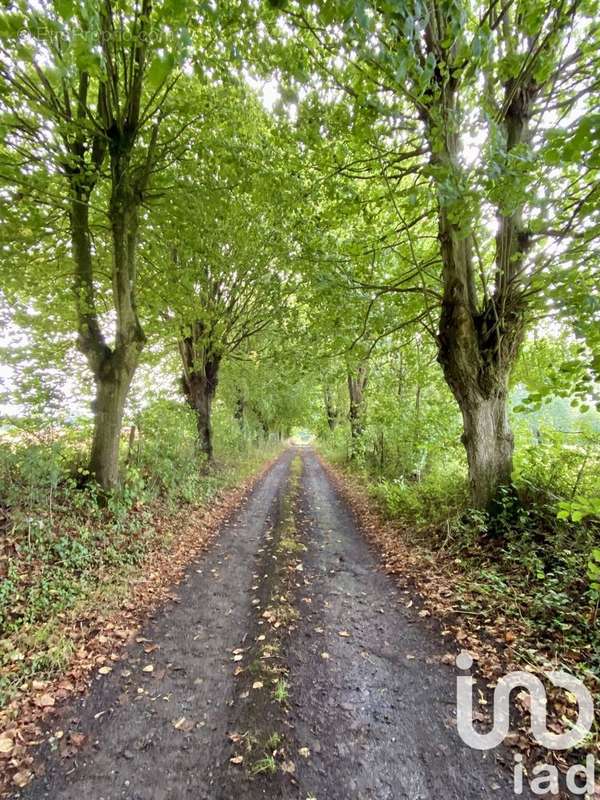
xmin=0 ymin=0 xmax=196 ymax=488
xmin=266 ymin=0 xmax=600 ymax=507
xmin=144 ymin=86 xmax=303 ymax=462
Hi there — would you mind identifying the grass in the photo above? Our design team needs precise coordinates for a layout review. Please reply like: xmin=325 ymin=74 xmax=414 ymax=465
xmin=251 ymin=755 xmax=278 ymax=775
xmin=273 ymin=678 xmax=288 ymax=703
xmin=249 ymin=732 xmax=283 ymax=775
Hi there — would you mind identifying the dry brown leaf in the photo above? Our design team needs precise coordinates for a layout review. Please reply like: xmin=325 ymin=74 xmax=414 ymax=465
xmin=35 ymin=693 xmax=55 ymax=708
xmin=69 ymin=732 xmax=88 ymax=748
xmin=12 ymin=770 xmax=32 ymax=788
xmin=172 ymin=717 xmax=195 ymax=732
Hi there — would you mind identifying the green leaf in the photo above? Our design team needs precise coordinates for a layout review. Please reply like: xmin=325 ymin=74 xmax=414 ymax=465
xmin=54 ymin=0 xmax=76 ymax=21
xmin=147 ymin=53 xmax=176 ymax=87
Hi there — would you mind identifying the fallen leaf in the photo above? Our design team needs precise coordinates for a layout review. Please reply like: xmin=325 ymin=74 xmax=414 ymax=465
xmin=230 ymin=755 xmax=244 ymax=764
xmin=298 ymin=746 xmax=310 ymax=758
xmin=12 ymin=770 xmax=32 ymax=788
xmin=36 ymin=693 xmax=55 ymax=708
xmin=98 ymin=666 xmax=112 ymax=675
xmin=142 ymin=665 xmax=154 ymax=673
xmin=233 ymin=654 xmax=243 ymax=662
xmin=252 ymin=681 xmax=264 ymax=689
xmin=0 ymin=736 xmax=13 ymax=753
xmin=320 ymin=652 xmax=330 ymax=660
xmin=338 ymin=630 xmax=351 ymax=638
xmin=172 ymin=717 xmax=195 ymax=732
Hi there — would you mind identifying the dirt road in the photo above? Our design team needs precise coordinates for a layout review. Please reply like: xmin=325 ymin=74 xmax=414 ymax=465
xmin=14 ymin=449 xmax=525 ymax=800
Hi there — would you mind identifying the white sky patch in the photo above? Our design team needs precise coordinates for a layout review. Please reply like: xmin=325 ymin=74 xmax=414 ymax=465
xmin=245 ymin=72 xmax=280 ymax=112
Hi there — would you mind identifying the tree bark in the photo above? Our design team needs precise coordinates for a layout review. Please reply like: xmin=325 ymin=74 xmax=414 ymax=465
xmin=88 ymin=356 xmax=137 ymax=488
xmin=71 ymin=176 xmax=145 ymax=491
xmin=179 ymin=332 xmax=221 ymax=463
xmin=323 ymin=385 xmax=339 ymax=430
xmin=234 ymin=391 xmax=245 ymax=431
xmin=186 ymin=369 xmax=219 ymax=462
xmin=459 ymin=385 xmax=514 ymax=509
xmin=347 ymin=363 xmax=368 ymax=454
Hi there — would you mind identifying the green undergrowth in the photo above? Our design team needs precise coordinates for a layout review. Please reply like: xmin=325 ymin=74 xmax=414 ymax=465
xmin=0 ymin=401 xmax=281 ymax=710
xmin=320 ymin=435 xmax=600 ymax=685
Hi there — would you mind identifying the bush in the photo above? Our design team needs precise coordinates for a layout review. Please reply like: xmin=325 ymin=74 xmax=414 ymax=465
xmin=371 ymin=464 xmax=468 ymax=527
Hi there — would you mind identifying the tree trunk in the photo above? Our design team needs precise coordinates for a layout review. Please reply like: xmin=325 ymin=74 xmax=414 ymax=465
xmin=71 ymin=177 xmax=145 ymax=491
xmin=126 ymin=423 xmax=137 ymax=466
xmin=179 ymin=332 xmax=221 ymax=464
xmin=459 ymin=386 xmax=514 ymax=509
xmin=65 ymin=22 xmax=156 ymax=492
xmin=323 ymin=385 xmax=339 ymax=430
xmin=88 ymin=357 xmax=136 ymax=488
xmin=186 ymin=371 xmax=218 ymax=462
xmin=420 ymin=55 xmax=533 ymax=509
xmin=436 ymin=201 xmax=522 ymax=510
xmin=234 ymin=391 xmax=245 ymax=431
xmin=347 ymin=363 xmax=368 ymax=454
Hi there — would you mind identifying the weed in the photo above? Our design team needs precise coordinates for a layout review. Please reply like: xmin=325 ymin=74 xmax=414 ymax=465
xmin=273 ymin=678 xmax=288 ymax=703
xmin=251 ymin=755 xmax=277 ymax=775
xmin=266 ymin=732 xmax=282 ymax=750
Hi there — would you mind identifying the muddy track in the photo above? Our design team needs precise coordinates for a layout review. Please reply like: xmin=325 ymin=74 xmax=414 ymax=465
xmin=13 ymin=448 xmax=529 ymax=800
